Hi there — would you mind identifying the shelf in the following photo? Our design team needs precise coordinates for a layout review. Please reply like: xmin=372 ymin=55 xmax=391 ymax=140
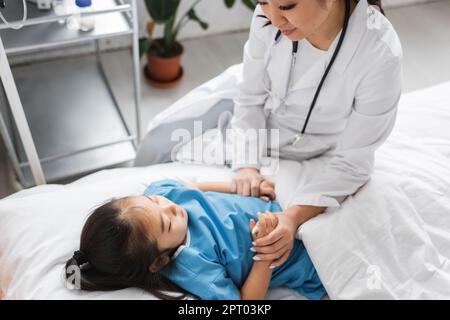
xmin=0 ymin=0 xmax=140 ymax=187
xmin=0 ymin=0 xmax=132 ymax=55
xmin=8 ymin=53 xmax=136 ymax=187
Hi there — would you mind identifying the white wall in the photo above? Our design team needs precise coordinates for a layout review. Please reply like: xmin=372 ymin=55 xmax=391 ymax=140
xmin=384 ymin=0 xmax=436 ymax=8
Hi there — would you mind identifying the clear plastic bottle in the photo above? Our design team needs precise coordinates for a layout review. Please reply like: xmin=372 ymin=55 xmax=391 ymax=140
xmin=52 ymin=0 xmax=67 ymax=24
xmin=74 ymin=0 xmax=95 ymax=32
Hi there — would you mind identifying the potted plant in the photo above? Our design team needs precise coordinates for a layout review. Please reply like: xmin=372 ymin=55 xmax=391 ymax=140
xmin=142 ymin=0 xmax=256 ymax=89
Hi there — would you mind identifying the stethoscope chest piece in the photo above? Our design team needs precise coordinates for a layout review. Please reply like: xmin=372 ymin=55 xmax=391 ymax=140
xmin=292 ymin=133 xmax=305 ymax=147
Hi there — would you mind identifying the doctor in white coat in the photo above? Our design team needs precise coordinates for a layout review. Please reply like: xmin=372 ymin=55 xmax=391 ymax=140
xmin=231 ymin=0 xmax=402 ymax=269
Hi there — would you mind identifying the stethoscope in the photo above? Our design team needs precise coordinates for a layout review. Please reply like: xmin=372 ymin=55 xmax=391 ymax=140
xmin=263 ymin=0 xmax=351 ymax=147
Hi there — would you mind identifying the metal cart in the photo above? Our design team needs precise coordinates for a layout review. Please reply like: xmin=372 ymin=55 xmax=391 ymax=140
xmin=0 ymin=0 xmax=141 ymax=188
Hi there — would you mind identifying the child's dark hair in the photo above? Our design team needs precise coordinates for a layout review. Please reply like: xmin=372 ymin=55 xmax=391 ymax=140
xmin=64 ymin=199 xmax=189 ymax=300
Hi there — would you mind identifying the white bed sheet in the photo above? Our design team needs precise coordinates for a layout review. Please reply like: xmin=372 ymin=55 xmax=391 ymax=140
xmin=1 ymin=82 xmax=450 ymax=300
xmin=297 ymin=82 xmax=450 ymax=299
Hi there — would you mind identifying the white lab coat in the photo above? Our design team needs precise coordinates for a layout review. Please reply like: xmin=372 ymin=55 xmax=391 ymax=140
xmin=231 ymin=0 xmax=403 ymax=207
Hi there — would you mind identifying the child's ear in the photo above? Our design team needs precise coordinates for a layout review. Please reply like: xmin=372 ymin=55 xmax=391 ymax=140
xmin=148 ymin=254 xmax=172 ymax=273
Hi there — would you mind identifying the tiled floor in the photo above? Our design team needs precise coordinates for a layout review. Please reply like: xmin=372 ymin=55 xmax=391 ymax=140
xmin=1 ymin=0 xmax=450 ymax=199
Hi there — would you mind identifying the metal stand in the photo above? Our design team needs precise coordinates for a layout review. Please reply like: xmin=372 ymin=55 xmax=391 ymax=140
xmin=0 ymin=0 xmax=141 ymax=187
xmin=0 ymin=35 xmax=46 ymax=185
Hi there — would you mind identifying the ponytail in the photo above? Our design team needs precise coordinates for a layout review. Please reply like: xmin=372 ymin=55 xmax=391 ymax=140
xmin=367 ymin=0 xmax=385 ymax=15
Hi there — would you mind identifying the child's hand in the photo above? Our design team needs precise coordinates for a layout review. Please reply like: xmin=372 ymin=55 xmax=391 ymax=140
xmin=250 ymin=211 xmax=279 ymax=240
xmin=259 ymin=180 xmax=276 ymax=202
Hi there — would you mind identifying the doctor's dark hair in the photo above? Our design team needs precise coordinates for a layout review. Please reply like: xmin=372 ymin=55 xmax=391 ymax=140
xmin=366 ymin=0 xmax=385 ymax=14
xmin=257 ymin=0 xmax=385 ymax=26
xmin=64 ymin=198 xmax=190 ymax=300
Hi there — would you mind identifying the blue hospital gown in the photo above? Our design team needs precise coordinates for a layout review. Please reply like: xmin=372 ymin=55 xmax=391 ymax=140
xmin=144 ymin=179 xmax=325 ymax=300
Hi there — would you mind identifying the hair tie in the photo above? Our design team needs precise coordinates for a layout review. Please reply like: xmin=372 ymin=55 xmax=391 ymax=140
xmin=73 ymin=250 xmax=89 ymax=267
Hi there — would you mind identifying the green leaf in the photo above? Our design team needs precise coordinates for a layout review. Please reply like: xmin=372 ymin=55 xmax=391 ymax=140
xmin=139 ymin=38 xmax=150 ymax=59
xmin=224 ymin=0 xmax=236 ymax=8
xmin=241 ymin=0 xmax=257 ymax=10
xmin=144 ymin=0 xmax=180 ymax=23
xmin=187 ymin=9 xmax=209 ymax=30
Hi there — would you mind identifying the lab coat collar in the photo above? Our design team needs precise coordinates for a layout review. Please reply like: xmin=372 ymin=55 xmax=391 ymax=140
xmin=332 ymin=0 xmax=368 ymax=75
xmin=288 ymin=0 xmax=367 ymax=92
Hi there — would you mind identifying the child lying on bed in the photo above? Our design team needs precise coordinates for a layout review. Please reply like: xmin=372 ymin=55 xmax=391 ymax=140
xmin=65 ymin=179 xmax=325 ymax=300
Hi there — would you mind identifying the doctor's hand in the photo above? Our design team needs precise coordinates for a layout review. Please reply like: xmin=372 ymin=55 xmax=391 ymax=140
xmin=251 ymin=212 xmax=298 ymax=269
xmin=232 ymin=167 xmax=266 ymax=198
xmin=259 ymin=180 xmax=276 ymax=202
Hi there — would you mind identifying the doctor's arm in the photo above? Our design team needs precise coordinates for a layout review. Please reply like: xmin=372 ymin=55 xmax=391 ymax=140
xmin=289 ymin=54 xmax=403 ymax=212
xmin=253 ymin=53 xmax=403 ymax=268
xmin=231 ymin=5 xmax=271 ymax=197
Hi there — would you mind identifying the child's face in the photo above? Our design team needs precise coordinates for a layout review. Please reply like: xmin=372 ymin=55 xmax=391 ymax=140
xmin=120 ymin=195 xmax=189 ymax=252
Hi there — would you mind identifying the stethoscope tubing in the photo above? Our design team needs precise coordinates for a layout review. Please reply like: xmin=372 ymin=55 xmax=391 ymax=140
xmin=266 ymin=0 xmax=352 ymax=146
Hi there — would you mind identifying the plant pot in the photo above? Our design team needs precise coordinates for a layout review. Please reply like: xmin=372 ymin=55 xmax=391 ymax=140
xmin=144 ymin=40 xmax=184 ymax=89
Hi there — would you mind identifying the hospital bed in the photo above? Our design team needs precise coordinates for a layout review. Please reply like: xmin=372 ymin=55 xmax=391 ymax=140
xmin=1 ymin=65 xmax=450 ymax=299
